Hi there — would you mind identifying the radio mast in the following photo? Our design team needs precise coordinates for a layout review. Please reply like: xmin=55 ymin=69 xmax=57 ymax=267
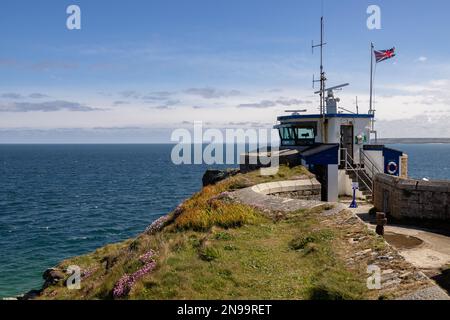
xmin=312 ymin=16 xmax=327 ymax=115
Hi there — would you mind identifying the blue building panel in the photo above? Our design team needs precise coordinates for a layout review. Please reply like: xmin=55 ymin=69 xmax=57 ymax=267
xmin=301 ymin=144 xmax=340 ymax=166
xmin=383 ymin=147 xmax=403 ymax=176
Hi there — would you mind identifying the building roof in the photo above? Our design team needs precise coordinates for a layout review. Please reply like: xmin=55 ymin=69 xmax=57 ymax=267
xmin=277 ymin=113 xmax=374 ymax=122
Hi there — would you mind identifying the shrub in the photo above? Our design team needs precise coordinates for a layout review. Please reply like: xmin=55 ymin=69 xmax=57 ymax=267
xmin=173 ymin=201 xmax=261 ymax=232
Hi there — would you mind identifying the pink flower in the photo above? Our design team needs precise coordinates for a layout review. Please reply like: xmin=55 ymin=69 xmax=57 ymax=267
xmin=113 ymin=251 xmax=158 ymax=299
xmin=145 ymin=215 xmax=170 ymax=234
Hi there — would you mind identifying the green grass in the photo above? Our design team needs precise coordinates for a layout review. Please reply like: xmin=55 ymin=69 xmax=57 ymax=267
xmin=37 ymin=166 xmax=372 ymax=300
xmin=39 ymin=209 xmax=368 ymax=300
xmin=129 ymin=211 xmax=366 ymax=300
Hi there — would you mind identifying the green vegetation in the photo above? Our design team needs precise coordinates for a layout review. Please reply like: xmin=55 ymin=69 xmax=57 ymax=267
xmin=289 ymin=229 xmax=335 ymax=251
xmin=37 ymin=166 xmax=379 ymax=300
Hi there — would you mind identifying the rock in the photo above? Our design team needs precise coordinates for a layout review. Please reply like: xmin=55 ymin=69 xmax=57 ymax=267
xmin=397 ymin=286 xmax=450 ymax=300
xmin=43 ymin=268 xmax=65 ymax=287
xmin=355 ymin=249 xmax=372 ymax=257
xmin=382 ymin=269 xmax=397 ymax=282
xmin=399 ymin=272 xmax=413 ymax=279
xmin=18 ymin=289 xmax=42 ymax=300
xmin=202 ymin=169 xmax=239 ymax=187
xmin=207 ymin=192 xmax=233 ymax=205
xmin=377 ymin=255 xmax=394 ymax=261
xmin=382 ymin=279 xmax=402 ymax=289
xmin=414 ymin=271 xmax=428 ymax=281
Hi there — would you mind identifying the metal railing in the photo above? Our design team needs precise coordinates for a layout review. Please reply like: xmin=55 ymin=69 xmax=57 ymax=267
xmin=340 ymin=148 xmax=373 ymax=194
xmin=359 ymin=149 xmax=382 ymax=180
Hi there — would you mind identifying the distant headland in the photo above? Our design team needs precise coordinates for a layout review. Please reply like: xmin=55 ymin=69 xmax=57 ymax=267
xmin=378 ymin=138 xmax=450 ymax=144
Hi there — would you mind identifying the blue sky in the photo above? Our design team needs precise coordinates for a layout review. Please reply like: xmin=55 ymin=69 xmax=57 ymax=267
xmin=1 ymin=0 xmax=450 ymax=142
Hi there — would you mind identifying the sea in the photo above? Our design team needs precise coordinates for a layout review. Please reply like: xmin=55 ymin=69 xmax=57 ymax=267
xmin=0 ymin=143 xmax=449 ymax=298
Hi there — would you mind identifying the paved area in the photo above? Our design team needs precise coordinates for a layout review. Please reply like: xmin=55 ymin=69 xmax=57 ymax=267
xmin=397 ymin=285 xmax=450 ymax=301
xmin=231 ymin=185 xmax=324 ymax=213
xmin=352 ymin=204 xmax=450 ymax=271
xmin=231 ymin=186 xmax=450 ymax=300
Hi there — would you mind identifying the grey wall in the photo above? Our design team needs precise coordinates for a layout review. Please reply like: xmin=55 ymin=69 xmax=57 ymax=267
xmin=373 ymin=174 xmax=450 ymax=223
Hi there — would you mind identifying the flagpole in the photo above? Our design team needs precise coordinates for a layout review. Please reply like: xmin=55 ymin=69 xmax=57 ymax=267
xmin=369 ymin=42 xmax=374 ymax=116
xmin=369 ymin=42 xmax=376 ymax=143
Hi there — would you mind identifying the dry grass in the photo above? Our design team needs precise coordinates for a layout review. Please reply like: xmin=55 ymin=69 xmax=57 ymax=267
xmin=168 ymin=165 xmax=312 ymax=232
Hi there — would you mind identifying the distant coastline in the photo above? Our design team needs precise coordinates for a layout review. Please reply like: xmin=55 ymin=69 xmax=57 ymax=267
xmin=378 ymin=138 xmax=450 ymax=145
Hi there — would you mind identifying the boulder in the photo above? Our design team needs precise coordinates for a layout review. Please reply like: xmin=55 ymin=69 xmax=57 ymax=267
xmin=18 ymin=289 xmax=42 ymax=300
xmin=202 ymin=169 xmax=239 ymax=187
xmin=43 ymin=268 xmax=65 ymax=287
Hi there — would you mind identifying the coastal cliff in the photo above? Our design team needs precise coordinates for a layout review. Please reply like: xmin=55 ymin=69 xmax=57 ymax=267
xmin=28 ymin=166 xmax=445 ymax=300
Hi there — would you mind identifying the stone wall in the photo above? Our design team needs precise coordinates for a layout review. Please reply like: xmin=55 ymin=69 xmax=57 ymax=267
xmin=250 ymin=179 xmax=321 ymax=201
xmin=272 ymin=189 xmax=321 ymax=201
xmin=373 ymin=174 xmax=450 ymax=225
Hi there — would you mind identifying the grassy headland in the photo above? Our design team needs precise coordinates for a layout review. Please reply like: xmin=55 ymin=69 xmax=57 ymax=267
xmin=36 ymin=166 xmax=420 ymax=300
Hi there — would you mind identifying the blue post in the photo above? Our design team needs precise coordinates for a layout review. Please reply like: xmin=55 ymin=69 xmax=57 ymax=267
xmin=350 ymin=183 xmax=359 ymax=208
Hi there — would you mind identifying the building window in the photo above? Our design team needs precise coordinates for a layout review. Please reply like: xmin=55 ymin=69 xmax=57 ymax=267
xmin=279 ymin=123 xmax=317 ymax=146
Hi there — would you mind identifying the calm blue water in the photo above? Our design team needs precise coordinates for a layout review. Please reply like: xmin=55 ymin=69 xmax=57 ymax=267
xmin=0 ymin=144 xmax=234 ymax=298
xmin=390 ymin=144 xmax=450 ymax=180
xmin=0 ymin=143 xmax=449 ymax=298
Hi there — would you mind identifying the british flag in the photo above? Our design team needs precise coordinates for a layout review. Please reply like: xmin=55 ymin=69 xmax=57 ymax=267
xmin=374 ymin=47 xmax=396 ymax=63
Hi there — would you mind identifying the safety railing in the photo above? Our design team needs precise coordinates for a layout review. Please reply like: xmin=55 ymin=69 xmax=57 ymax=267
xmin=340 ymin=148 xmax=373 ymax=194
xmin=359 ymin=149 xmax=382 ymax=181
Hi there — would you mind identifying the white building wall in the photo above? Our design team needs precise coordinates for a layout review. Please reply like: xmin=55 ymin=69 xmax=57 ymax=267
xmin=361 ymin=150 xmax=384 ymax=176
xmin=338 ymin=170 xmax=366 ymax=200
xmin=327 ymin=165 xmax=339 ymax=202
xmin=324 ymin=117 xmax=371 ymax=164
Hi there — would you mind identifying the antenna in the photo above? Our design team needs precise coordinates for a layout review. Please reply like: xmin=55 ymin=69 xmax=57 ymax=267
xmin=312 ymin=17 xmax=327 ymax=115
xmin=338 ymin=107 xmax=357 ymax=115
xmin=355 ymin=96 xmax=359 ymax=114
xmin=285 ymin=109 xmax=307 ymax=114
xmin=314 ymin=83 xmax=349 ymax=95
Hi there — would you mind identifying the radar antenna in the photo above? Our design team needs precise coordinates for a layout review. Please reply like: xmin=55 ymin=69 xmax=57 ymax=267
xmin=314 ymin=83 xmax=349 ymax=95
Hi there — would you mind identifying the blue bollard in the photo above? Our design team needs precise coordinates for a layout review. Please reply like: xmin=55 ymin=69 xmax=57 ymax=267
xmin=349 ymin=183 xmax=359 ymax=208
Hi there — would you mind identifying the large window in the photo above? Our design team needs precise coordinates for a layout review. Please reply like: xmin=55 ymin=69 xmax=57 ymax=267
xmin=279 ymin=123 xmax=317 ymax=146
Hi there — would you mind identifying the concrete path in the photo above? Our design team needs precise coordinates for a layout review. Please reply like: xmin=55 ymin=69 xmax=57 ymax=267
xmin=351 ymin=204 xmax=450 ymax=271
xmin=231 ymin=185 xmax=324 ymax=213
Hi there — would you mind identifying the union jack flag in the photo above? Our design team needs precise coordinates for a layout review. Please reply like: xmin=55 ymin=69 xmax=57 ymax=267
xmin=374 ymin=47 xmax=396 ymax=63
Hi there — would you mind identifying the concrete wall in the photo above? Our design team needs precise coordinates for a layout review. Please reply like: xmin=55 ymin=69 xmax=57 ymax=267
xmin=373 ymin=174 xmax=450 ymax=223
xmin=338 ymin=170 xmax=366 ymax=200
xmin=327 ymin=165 xmax=339 ymax=202
xmin=251 ymin=179 xmax=322 ymax=201
xmin=362 ymin=149 xmax=384 ymax=175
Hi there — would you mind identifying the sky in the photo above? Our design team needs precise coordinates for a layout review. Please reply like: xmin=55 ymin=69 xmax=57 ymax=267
xmin=1 ymin=0 xmax=450 ymax=143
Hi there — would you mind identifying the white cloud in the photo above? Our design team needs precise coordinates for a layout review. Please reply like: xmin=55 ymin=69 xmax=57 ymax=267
xmin=416 ymin=56 xmax=428 ymax=62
